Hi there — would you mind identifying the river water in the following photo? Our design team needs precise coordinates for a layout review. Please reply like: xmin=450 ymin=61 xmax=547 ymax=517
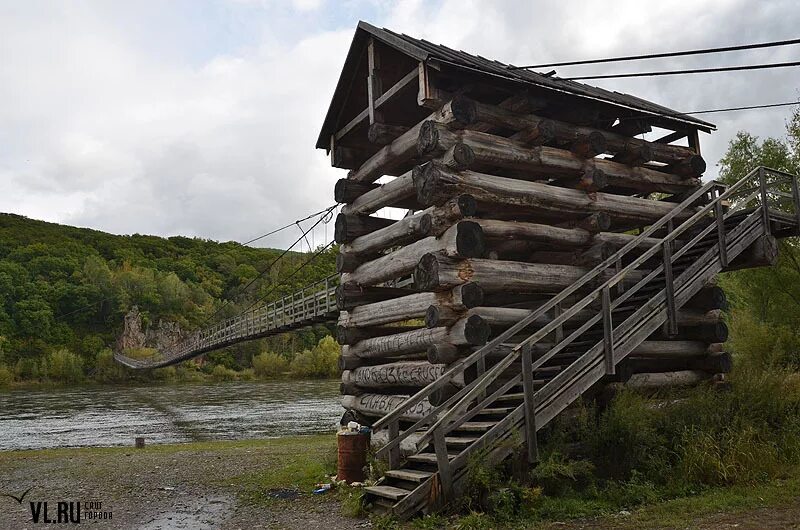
xmin=0 ymin=380 xmax=341 ymax=451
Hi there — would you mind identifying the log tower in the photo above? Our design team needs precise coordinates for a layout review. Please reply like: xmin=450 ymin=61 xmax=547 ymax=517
xmin=317 ymin=22 xmax=800 ymax=518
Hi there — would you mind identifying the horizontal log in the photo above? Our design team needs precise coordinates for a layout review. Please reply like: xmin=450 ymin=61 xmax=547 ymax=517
xmin=427 ymin=305 xmax=724 ymax=333
xmin=686 ymin=286 xmax=728 ymax=311
xmin=340 ymin=171 xmax=418 ymax=215
xmin=341 ymin=220 xmax=485 ymax=286
xmin=661 ymin=309 xmax=721 ymax=329
xmin=418 ymin=121 xmax=699 ymax=193
xmin=333 ymin=146 xmax=365 ymax=170
xmin=347 ymin=96 xmax=479 ymax=184
xmin=559 ymin=212 xmax=612 ymax=233
xmin=630 ymin=341 xmax=723 ymax=358
xmin=338 ymin=283 xmax=483 ymax=329
xmin=413 ymin=162 xmax=697 ymax=226
xmin=476 ymin=219 xmax=660 ymax=255
xmin=336 ymin=284 xmax=416 ymax=311
xmin=342 ymin=361 xmax=446 ymax=389
xmin=335 ymin=213 xmax=395 ymax=243
xmin=370 ymin=428 xmax=423 ymax=456
xmin=725 ymin=234 xmax=778 ymax=271
xmin=368 ymin=122 xmax=410 ymax=146
xmin=341 ymin=393 xmax=433 ymax=421
xmin=336 ymin=324 xmax=422 ymax=346
xmin=335 ymin=179 xmax=378 ymax=203
xmin=345 ymin=315 xmax=491 ymax=360
xmin=528 ymin=243 xmax=613 ymax=267
xmin=413 ymin=253 xmax=645 ymax=293
xmin=625 ymin=370 xmax=711 ymax=390
xmin=570 ymin=132 xmax=607 ymax=159
xmin=653 ymin=321 xmax=728 ymax=343
xmin=426 ymin=340 xmax=724 ymax=366
xmin=340 ymin=382 xmax=427 ymax=396
xmin=463 ymin=95 xmax=701 ymax=166
xmin=622 ymin=352 xmax=732 ymax=376
xmin=339 ymin=195 xmax=477 ymax=261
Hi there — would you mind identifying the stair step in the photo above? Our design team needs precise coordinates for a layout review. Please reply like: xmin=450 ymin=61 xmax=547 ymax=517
xmin=384 ymin=469 xmax=433 ymax=482
xmin=495 ymin=392 xmax=524 ymax=402
xmin=445 ymin=435 xmax=480 ymax=447
xmin=407 ymin=453 xmax=453 ymax=464
xmin=454 ymin=421 xmax=497 ymax=431
xmin=476 ymin=406 xmax=516 ymax=415
xmin=365 ymin=485 xmax=411 ymax=501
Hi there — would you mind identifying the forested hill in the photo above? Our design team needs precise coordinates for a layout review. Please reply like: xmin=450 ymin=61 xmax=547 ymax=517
xmin=0 ymin=213 xmax=337 ymax=382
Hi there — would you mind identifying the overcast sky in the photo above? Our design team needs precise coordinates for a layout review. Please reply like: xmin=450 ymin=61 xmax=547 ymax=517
xmin=1 ymin=0 xmax=798 ymax=248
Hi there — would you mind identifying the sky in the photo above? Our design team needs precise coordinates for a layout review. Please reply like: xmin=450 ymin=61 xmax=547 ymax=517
xmin=1 ymin=0 xmax=798 ymax=248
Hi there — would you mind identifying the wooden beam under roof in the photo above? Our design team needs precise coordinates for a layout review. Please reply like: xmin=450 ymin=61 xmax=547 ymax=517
xmin=333 ymin=65 xmax=420 ymax=143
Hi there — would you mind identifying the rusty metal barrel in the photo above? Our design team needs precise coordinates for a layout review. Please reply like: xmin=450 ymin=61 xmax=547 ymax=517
xmin=337 ymin=431 xmax=369 ymax=483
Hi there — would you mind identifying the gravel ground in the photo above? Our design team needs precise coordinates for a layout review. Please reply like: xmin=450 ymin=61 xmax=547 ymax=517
xmin=0 ymin=437 xmax=358 ymax=530
xmin=2 ymin=438 xmax=799 ymax=529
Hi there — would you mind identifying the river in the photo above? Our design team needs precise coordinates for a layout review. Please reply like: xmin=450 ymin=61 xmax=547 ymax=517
xmin=0 ymin=380 xmax=341 ymax=451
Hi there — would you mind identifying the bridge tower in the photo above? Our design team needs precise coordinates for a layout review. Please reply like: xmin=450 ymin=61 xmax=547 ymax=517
xmin=319 ymin=22 xmax=798 ymax=518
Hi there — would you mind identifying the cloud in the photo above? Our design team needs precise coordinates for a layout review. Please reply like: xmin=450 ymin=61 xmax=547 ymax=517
xmin=0 ymin=0 xmax=798 ymax=248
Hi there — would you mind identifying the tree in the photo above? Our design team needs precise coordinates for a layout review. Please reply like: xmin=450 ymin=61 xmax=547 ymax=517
xmin=718 ymin=107 xmax=800 ymax=369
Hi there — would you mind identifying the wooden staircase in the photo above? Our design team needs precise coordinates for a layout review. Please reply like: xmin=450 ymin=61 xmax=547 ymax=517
xmin=364 ymin=167 xmax=800 ymax=518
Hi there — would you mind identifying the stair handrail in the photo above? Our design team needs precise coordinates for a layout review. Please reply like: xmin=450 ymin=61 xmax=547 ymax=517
xmin=373 ymin=166 xmax=786 ymax=458
xmin=418 ymin=166 xmax=798 ymax=447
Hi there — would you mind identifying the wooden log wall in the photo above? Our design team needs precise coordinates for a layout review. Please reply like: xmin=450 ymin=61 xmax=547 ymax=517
xmin=331 ymin=91 xmax=733 ymax=428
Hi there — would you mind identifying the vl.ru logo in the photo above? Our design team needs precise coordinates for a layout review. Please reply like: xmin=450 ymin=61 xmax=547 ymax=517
xmin=2 ymin=489 xmax=112 ymax=524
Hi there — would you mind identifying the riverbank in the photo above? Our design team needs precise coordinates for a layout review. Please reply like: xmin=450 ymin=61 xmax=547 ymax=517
xmin=1 ymin=436 xmax=799 ymax=529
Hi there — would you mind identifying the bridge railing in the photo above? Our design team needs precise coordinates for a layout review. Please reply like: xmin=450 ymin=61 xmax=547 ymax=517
xmin=115 ymin=274 xmax=340 ymax=368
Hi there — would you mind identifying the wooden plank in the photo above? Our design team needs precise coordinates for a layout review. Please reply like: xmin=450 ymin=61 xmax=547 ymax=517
xmin=367 ymin=38 xmax=382 ymax=124
xmin=521 ymin=343 xmax=539 ymax=464
xmin=433 ymin=428 xmax=454 ymax=501
xmin=365 ymin=485 xmax=410 ymax=501
xmin=334 ymin=67 xmax=420 ymax=142
xmin=655 ymin=130 xmax=687 ymax=144
xmin=384 ymin=469 xmax=432 ymax=482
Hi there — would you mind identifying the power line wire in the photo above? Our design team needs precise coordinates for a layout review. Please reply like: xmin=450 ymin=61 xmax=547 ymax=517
xmin=509 ymin=37 xmax=800 ymax=70
xmin=237 ymin=240 xmax=335 ymax=317
xmin=199 ymin=205 xmax=336 ymax=326
xmin=619 ymin=100 xmax=800 ymax=123
xmin=564 ymin=60 xmax=800 ymax=80
xmin=241 ymin=205 xmax=335 ymax=246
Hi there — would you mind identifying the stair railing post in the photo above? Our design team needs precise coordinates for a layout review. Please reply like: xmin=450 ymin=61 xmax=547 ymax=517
xmin=433 ymin=426 xmax=454 ymax=502
xmin=521 ymin=342 xmax=539 ymax=464
xmin=714 ymin=187 xmax=729 ymax=268
xmin=791 ymin=174 xmax=800 ymax=229
xmin=759 ymin=167 xmax=771 ymax=236
xmin=553 ymin=303 xmax=564 ymax=343
xmin=663 ymin=219 xmax=678 ymax=336
xmin=614 ymin=258 xmax=625 ymax=296
xmin=387 ymin=420 xmax=401 ymax=469
xmin=601 ymin=287 xmax=615 ymax=375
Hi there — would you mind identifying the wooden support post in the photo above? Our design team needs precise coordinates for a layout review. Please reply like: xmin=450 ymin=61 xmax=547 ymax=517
xmin=664 ymin=219 xmax=678 ymax=336
xmin=554 ymin=303 xmax=563 ymax=343
xmin=601 ymin=287 xmax=615 ymax=375
xmin=521 ymin=343 xmax=539 ymax=464
xmin=759 ymin=167 xmax=771 ymax=236
xmin=433 ymin=427 xmax=454 ymax=501
xmin=714 ymin=188 xmax=728 ymax=268
xmin=388 ymin=420 xmax=401 ymax=468
xmin=367 ymin=38 xmax=383 ymax=124
xmin=791 ymin=174 xmax=800 ymax=228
